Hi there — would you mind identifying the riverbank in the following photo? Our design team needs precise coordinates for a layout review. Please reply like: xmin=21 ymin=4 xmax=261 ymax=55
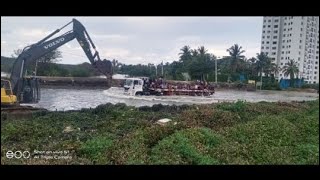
xmin=1 ymin=99 xmax=318 ymax=165
xmin=283 ymin=88 xmax=318 ymax=93
xmin=21 ymin=76 xmax=253 ymax=90
xmin=4 ymin=75 xmax=317 ymax=93
xmin=38 ymin=76 xmax=123 ymax=88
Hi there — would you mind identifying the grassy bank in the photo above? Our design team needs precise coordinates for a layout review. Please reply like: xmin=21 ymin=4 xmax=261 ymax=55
xmin=1 ymin=99 xmax=319 ymax=165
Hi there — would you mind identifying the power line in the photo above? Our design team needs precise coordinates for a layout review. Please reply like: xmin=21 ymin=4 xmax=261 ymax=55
xmin=62 ymin=51 xmax=87 ymax=58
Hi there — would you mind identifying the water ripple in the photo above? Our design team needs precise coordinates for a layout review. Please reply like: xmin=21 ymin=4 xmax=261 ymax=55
xmin=27 ymin=87 xmax=318 ymax=111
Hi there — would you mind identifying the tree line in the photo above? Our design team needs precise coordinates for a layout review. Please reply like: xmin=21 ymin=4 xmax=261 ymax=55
xmin=2 ymin=45 xmax=301 ymax=88
xmin=116 ymin=44 xmax=300 ymax=88
xmin=1 ymin=49 xmax=102 ymax=77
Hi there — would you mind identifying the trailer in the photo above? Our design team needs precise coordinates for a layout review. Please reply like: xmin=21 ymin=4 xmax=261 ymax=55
xmin=123 ymin=78 xmax=215 ymax=96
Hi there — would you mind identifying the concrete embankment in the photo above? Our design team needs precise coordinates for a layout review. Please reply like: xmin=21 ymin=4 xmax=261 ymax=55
xmin=37 ymin=76 xmax=124 ymax=89
xmin=29 ymin=76 xmax=317 ymax=93
xmin=37 ymin=76 xmax=255 ymax=90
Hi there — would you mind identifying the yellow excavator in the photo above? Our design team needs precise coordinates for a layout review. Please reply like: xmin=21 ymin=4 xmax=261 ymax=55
xmin=1 ymin=18 xmax=113 ymax=111
xmin=1 ymin=79 xmax=17 ymax=106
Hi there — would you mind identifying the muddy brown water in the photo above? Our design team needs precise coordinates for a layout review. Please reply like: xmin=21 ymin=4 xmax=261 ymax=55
xmin=21 ymin=87 xmax=318 ymax=111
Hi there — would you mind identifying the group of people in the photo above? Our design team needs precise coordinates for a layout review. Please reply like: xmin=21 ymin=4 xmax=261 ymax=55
xmin=143 ymin=77 xmax=215 ymax=92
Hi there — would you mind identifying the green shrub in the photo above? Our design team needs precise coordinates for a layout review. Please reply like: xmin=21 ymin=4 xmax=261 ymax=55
xmin=179 ymin=106 xmax=239 ymax=130
xmin=139 ymin=104 xmax=191 ymax=113
xmin=70 ymin=67 xmax=91 ymax=77
xmin=217 ymin=100 xmax=246 ymax=113
xmin=1 ymin=100 xmax=318 ymax=165
xmin=109 ymin=131 xmax=149 ymax=165
xmin=213 ymin=115 xmax=300 ymax=164
xmin=262 ymin=81 xmax=281 ymax=90
xmin=150 ymin=128 xmax=223 ymax=165
xmin=79 ymin=136 xmax=114 ymax=164
xmin=301 ymin=83 xmax=319 ymax=90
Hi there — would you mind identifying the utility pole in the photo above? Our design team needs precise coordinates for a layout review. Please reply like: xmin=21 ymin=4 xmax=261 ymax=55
xmin=260 ymin=68 xmax=263 ymax=90
xmin=161 ymin=60 xmax=164 ymax=76
xmin=155 ymin=65 xmax=157 ymax=77
xmin=215 ymin=57 xmax=218 ymax=84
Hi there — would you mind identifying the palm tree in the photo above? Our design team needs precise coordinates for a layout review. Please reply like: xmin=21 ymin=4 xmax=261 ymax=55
xmin=191 ymin=49 xmax=199 ymax=57
xmin=248 ymin=57 xmax=256 ymax=64
xmin=179 ymin=46 xmax=192 ymax=61
xmin=112 ymin=59 xmax=118 ymax=67
xmin=247 ymin=57 xmax=257 ymax=78
xmin=112 ymin=59 xmax=122 ymax=73
xmin=255 ymin=52 xmax=269 ymax=78
xmin=179 ymin=45 xmax=192 ymax=72
xmin=197 ymin=46 xmax=208 ymax=57
xmin=197 ymin=46 xmax=210 ymax=81
xmin=263 ymin=58 xmax=274 ymax=78
xmin=270 ymin=64 xmax=282 ymax=82
xmin=226 ymin=44 xmax=245 ymax=73
xmin=283 ymin=59 xmax=299 ymax=87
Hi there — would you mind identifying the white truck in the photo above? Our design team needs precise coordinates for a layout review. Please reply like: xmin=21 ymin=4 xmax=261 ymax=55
xmin=123 ymin=77 xmax=215 ymax=96
xmin=123 ymin=78 xmax=145 ymax=96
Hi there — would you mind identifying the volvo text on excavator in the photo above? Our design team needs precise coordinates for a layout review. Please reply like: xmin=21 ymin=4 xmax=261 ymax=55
xmin=1 ymin=18 xmax=113 ymax=107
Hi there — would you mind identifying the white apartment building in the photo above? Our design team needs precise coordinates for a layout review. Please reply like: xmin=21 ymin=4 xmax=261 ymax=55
xmin=260 ymin=16 xmax=319 ymax=84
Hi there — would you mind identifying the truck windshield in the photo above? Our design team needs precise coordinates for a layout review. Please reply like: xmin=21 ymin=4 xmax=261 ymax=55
xmin=125 ymin=79 xmax=133 ymax=86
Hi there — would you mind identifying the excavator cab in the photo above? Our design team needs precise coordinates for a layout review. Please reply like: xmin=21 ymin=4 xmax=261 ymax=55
xmin=19 ymin=77 xmax=41 ymax=103
xmin=1 ymin=79 xmax=18 ymax=106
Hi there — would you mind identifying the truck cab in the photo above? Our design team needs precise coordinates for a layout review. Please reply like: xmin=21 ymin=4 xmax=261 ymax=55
xmin=123 ymin=78 xmax=144 ymax=96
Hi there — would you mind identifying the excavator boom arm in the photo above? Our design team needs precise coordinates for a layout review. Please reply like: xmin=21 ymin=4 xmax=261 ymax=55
xmin=10 ymin=31 xmax=76 ymax=92
xmin=9 ymin=18 xmax=112 ymax=103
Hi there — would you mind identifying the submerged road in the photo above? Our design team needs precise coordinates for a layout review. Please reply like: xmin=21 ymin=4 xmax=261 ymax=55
xmin=22 ymin=87 xmax=319 ymax=111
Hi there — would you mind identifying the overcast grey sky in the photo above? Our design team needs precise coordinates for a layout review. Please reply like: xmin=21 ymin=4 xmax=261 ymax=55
xmin=1 ymin=16 xmax=263 ymax=65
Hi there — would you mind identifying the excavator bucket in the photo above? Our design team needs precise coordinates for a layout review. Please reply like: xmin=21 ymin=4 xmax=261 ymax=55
xmin=95 ymin=59 xmax=112 ymax=77
xmin=95 ymin=59 xmax=113 ymax=88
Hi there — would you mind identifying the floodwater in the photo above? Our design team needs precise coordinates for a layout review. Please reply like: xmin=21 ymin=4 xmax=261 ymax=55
xmin=24 ymin=87 xmax=319 ymax=111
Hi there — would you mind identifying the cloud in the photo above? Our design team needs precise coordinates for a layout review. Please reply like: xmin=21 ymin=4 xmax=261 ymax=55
xmin=91 ymin=34 xmax=130 ymax=43
xmin=102 ymin=48 xmax=130 ymax=59
xmin=1 ymin=41 xmax=6 ymax=52
xmin=1 ymin=17 xmax=263 ymax=65
xmin=15 ymin=29 xmax=52 ymax=40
